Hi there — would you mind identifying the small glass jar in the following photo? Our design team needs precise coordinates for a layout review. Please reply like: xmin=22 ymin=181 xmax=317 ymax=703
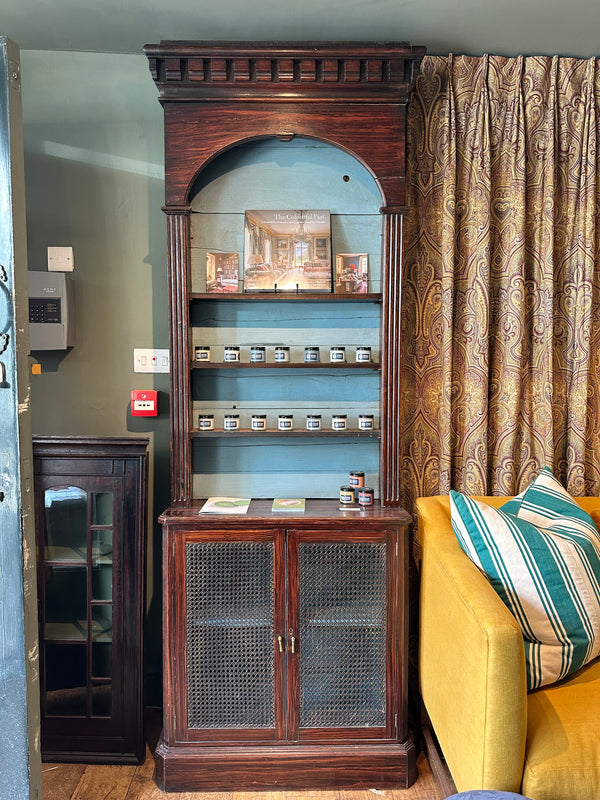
xmin=331 ymin=414 xmax=347 ymax=431
xmin=223 ymin=413 xmax=240 ymax=431
xmin=306 ymin=414 xmax=322 ymax=431
xmin=349 ymin=470 xmax=365 ymax=488
xmin=304 ymin=346 xmax=320 ymax=363
xmin=223 ymin=346 xmax=240 ymax=363
xmin=250 ymin=346 xmax=266 ymax=363
xmin=358 ymin=487 xmax=375 ymax=507
xmin=355 ymin=346 xmax=372 ymax=363
xmin=358 ymin=414 xmax=375 ymax=431
xmin=278 ymin=414 xmax=293 ymax=431
xmin=329 ymin=346 xmax=346 ymax=363
xmin=251 ymin=414 xmax=267 ymax=431
xmin=274 ymin=346 xmax=290 ymax=363
xmin=195 ymin=345 xmax=211 ymax=363
xmin=198 ymin=414 xmax=214 ymax=431
xmin=339 ymin=485 xmax=356 ymax=505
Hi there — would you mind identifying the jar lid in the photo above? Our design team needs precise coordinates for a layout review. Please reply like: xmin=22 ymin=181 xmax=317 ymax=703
xmin=198 ymin=414 xmax=214 ymax=418
xmin=306 ymin=414 xmax=322 ymax=418
xmin=350 ymin=470 xmax=365 ymax=476
xmin=224 ymin=413 xmax=240 ymax=418
xmin=224 ymin=345 xmax=240 ymax=350
xmin=332 ymin=414 xmax=347 ymax=418
xmin=251 ymin=345 xmax=265 ymax=349
xmin=252 ymin=414 xmax=267 ymax=418
xmin=275 ymin=345 xmax=290 ymax=350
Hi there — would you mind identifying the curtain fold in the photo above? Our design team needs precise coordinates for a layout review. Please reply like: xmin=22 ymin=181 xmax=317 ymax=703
xmin=401 ymin=54 xmax=600 ymax=510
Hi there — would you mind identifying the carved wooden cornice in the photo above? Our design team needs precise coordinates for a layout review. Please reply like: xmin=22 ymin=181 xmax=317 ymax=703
xmin=144 ymin=41 xmax=425 ymax=103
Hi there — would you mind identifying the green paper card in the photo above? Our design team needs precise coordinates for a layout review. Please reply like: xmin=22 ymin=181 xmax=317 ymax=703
xmin=272 ymin=498 xmax=306 ymax=512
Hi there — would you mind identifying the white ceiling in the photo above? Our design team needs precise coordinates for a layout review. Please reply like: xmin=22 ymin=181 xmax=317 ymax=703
xmin=1 ymin=0 xmax=599 ymax=59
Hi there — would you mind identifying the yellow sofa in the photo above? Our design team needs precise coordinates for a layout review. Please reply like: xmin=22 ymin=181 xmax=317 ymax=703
xmin=417 ymin=494 xmax=600 ymax=800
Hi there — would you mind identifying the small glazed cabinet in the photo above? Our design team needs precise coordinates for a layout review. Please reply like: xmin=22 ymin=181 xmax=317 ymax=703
xmin=33 ymin=436 xmax=148 ymax=764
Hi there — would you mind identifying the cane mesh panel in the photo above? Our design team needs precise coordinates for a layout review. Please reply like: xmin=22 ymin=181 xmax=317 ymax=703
xmin=186 ymin=541 xmax=275 ymax=729
xmin=299 ymin=542 xmax=387 ymax=728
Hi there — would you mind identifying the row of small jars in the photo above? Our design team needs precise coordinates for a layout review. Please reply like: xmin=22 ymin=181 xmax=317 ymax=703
xmin=195 ymin=345 xmax=373 ymax=364
xmin=197 ymin=412 xmax=376 ymax=432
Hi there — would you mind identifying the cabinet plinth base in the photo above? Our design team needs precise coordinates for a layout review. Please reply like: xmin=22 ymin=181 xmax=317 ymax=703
xmin=154 ymin=733 xmax=417 ymax=792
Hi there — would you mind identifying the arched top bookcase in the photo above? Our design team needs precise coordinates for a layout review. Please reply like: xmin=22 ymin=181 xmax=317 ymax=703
xmin=145 ymin=41 xmax=425 ymax=209
xmin=145 ymin=41 xmax=425 ymax=506
xmin=144 ymin=42 xmax=427 ymax=794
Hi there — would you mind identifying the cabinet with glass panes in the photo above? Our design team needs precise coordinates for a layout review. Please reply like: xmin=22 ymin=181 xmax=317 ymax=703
xmin=33 ymin=436 xmax=148 ymax=763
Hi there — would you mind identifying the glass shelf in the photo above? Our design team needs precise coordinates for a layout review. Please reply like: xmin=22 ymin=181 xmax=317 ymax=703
xmin=190 ymin=292 xmax=382 ymax=302
xmin=192 ymin=361 xmax=380 ymax=370
xmin=44 ymin=545 xmax=87 ymax=563
xmin=191 ymin=428 xmax=380 ymax=438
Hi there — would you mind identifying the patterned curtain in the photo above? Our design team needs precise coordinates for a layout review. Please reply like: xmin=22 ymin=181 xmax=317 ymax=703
xmin=401 ymin=54 xmax=600 ymax=510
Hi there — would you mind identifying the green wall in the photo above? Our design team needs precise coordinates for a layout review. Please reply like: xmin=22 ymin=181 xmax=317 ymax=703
xmin=20 ymin=50 xmax=169 ymax=698
xmin=18 ymin=50 xmax=386 ymax=702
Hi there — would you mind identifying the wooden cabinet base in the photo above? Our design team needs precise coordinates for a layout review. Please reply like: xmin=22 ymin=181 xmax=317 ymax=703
xmin=154 ymin=734 xmax=417 ymax=792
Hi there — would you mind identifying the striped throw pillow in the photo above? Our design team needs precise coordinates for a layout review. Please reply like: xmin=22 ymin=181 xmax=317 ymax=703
xmin=450 ymin=468 xmax=600 ymax=690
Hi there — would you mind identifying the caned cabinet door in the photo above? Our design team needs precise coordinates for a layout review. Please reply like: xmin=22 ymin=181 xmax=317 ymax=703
xmin=286 ymin=529 xmax=397 ymax=741
xmin=174 ymin=529 xmax=287 ymax=742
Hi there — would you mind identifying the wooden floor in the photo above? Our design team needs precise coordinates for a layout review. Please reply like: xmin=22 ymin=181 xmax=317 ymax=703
xmin=41 ymin=709 xmax=444 ymax=800
xmin=41 ymin=750 xmax=442 ymax=800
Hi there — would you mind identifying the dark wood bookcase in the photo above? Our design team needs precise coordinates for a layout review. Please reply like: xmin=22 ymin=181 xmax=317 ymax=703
xmin=33 ymin=436 xmax=148 ymax=764
xmin=145 ymin=40 xmax=424 ymax=791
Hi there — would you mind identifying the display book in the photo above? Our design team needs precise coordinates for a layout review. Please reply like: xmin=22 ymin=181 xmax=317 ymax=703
xmin=205 ymin=208 xmax=368 ymax=294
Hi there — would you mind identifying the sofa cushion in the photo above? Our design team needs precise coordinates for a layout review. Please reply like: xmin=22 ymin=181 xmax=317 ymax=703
xmin=523 ymin=656 xmax=600 ymax=800
xmin=450 ymin=468 xmax=600 ymax=690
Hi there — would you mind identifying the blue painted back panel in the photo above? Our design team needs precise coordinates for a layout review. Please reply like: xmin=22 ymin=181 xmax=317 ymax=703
xmin=189 ymin=138 xmax=383 ymax=499
xmin=192 ymin=370 xmax=379 ymax=403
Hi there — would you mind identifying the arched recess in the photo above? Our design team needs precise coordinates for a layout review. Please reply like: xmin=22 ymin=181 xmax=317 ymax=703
xmin=187 ymin=133 xmax=387 ymax=210
xmin=145 ymin=41 xmax=425 ymax=505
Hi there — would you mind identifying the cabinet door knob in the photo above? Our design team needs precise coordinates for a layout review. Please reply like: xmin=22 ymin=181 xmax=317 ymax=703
xmin=277 ymin=634 xmax=284 ymax=653
xmin=290 ymin=635 xmax=296 ymax=654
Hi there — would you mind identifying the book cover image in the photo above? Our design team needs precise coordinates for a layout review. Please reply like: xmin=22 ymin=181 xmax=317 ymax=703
xmin=199 ymin=497 xmax=251 ymax=514
xmin=206 ymin=252 xmax=239 ymax=293
xmin=335 ymin=253 xmax=368 ymax=294
xmin=244 ymin=210 xmax=332 ymax=292
xmin=272 ymin=498 xmax=306 ymax=512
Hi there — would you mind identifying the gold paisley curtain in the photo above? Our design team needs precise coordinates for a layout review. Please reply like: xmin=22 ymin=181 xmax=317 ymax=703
xmin=401 ymin=54 xmax=600 ymax=509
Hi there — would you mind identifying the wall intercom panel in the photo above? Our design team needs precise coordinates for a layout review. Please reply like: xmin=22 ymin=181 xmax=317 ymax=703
xmin=28 ymin=271 xmax=75 ymax=350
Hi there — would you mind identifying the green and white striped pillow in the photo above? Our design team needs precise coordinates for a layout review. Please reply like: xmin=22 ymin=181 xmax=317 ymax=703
xmin=450 ymin=467 xmax=600 ymax=690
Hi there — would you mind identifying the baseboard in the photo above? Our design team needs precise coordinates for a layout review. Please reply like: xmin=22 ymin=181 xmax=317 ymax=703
xmin=154 ymin=733 xmax=417 ymax=792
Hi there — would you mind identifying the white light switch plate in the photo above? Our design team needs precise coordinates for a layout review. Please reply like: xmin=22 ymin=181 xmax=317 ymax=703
xmin=47 ymin=246 xmax=74 ymax=271
xmin=134 ymin=348 xmax=170 ymax=373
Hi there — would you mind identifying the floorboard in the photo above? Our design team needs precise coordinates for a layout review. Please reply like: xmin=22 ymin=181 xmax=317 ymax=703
xmin=41 ymin=712 xmax=443 ymax=800
xmin=42 ymin=752 xmax=442 ymax=800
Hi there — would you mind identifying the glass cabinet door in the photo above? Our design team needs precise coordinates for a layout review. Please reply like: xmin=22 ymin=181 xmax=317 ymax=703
xmin=40 ymin=482 xmax=115 ymax=720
